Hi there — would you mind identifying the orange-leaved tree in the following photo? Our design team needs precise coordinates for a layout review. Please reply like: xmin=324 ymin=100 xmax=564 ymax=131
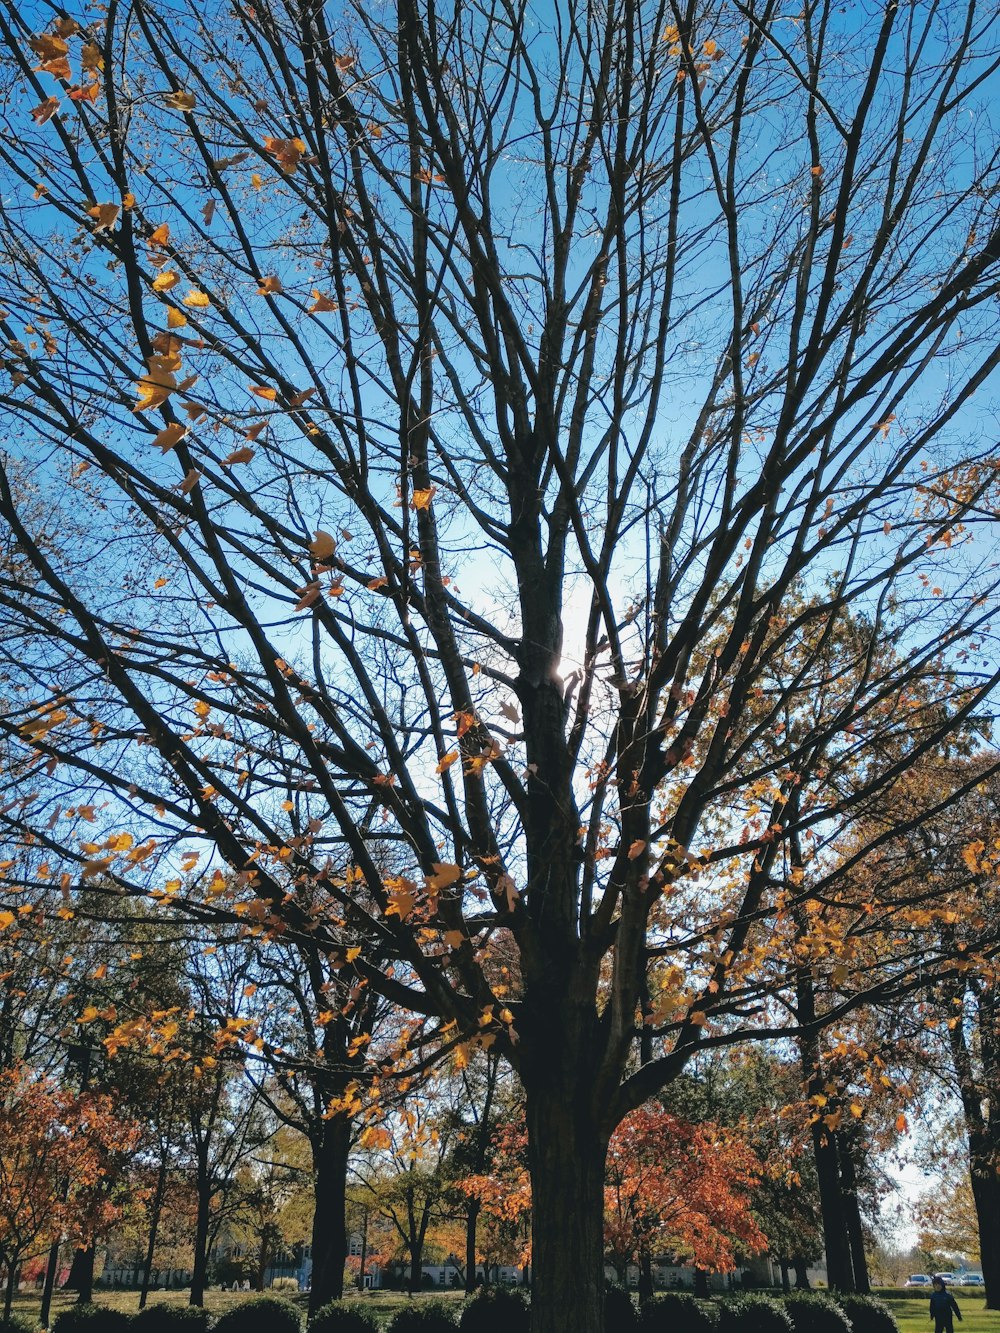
xmin=0 ymin=1064 xmax=140 ymax=1319
xmin=3 ymin=1 xmax=1000 ymax=1329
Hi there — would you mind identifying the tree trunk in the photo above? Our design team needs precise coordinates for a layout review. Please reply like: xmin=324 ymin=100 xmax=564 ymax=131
xmin=140 ymin=1156 xmax=169 ymax=1310
xmin=838 ymin=1134 xmax=870 ymax=1294
xmin=525 ymin=1085 xmax=607 ymax=1333
xmin=189 ymin=1177 xmax=212 ymax=1306
xmin=638 ymin=1246 xmax=654 ymax=1303
xmin=465 ymin=1198 xmax=480 ymax=1295
xmin=780 ymin=1259 xmax=791 ymax=1294
xmin=307 ymin=1115 xmax=351 ymax=1314
xmin=793 ymin=1256 xmax=811 ymax=1290
xmin=694 ymin=1269 xmax=709 ymax=1298
xmin=968 ymin=1140 xmax=1000 ymax=1309
xmin=65 ymin=1246 xmax=94 ymax=1303
xmin=812 ymin=1124 xmax=854 ymax=1292
xmin=407 ymin=1236 xmax=424 ymax=1295
xmin=40 ymin=1240 xmax=60 ymax=1328
xmin=4 ymin=1259 xmax=16 ymax=1322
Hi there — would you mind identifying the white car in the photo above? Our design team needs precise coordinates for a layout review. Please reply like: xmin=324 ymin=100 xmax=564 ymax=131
xmin=905 ymin=1275 xmax=932 ymax=1287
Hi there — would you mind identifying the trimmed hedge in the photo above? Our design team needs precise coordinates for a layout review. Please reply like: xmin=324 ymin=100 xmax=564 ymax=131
xmin=51 ymin=1306 xmax=132 ymax=1333
xmin=215 ymin=1296 xmax=301 ymax=1333
xmin=387 ymin=1301 xmax=458 ymax=1333
xmin=604 ymin=1283 xmax=638 ymax=1333
xmin=132 ymin=1306 xmax=213 ymax=1333
xmin=836 ymin=1295 xmax=898 ymax=1333
xmin=782 ymin=1294 xmax=853 ymax=1333
xmin=640 ymin=1292 xmax=718 ymax=1333
xmin=307 ymin=1302 xmax=379 ymax=1333
xmin=719 ymin=1295 xmax=795 ymax=1333
xmin=458 ymin=1286 xmax=530 ymax=1333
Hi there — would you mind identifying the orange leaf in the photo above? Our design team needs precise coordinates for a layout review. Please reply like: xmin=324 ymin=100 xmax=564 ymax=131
xmin=627 ymin=839 xmax=647 ymax=860
xmin=163 ymin=89 xmax=196 ymax=111
xmin=178 ymin=468 xmax=202 ymax=493
xmin=250 ymin=385 xmax=277 ymax=401
xmin=309 ymin=290 xmax=339 ymax=313
xmin=293 ymin=582 xmax=321 ymax=612
xmin=88 ymin=203 xmax=120 ymax=231
xmin=257 ymin=275 xmax=283 ymax=295
xmin=152 ymin=271 xmax=179 ymax=292
xmin=309 ymin=530 xmax=336 ymax=561
xmin=222 ymin=446 xmax=255 ymax=466
xmin=435 ymin=751 xmax=458 ymax=773
xmin=412 ymin=486 xmax=436 ymax=510
xmin=31 ymin=96 xmax=60 ymax=124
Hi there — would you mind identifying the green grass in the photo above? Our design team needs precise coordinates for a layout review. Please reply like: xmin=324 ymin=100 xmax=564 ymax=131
xmin=885 ymin=1296 xmax=1000 ymax=1333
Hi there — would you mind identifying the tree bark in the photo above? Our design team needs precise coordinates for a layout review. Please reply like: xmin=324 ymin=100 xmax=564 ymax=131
xmin=464 ymin=1198 xmax=481 ymax=1295
xmin=793 ymin=1256 xmax=811 ymax=1290
xmin=780 ymin=1259 xmax=791 ymax=1294
xmin=4 ymin=1259 xmax=16 ymax=1322
xmin=189 ymin=1174 xmax=212 ymax=1307
xmin=811 ymin=1124 xmax=854 ymax=1292
xmin=525 ymin=1084 xmax=607 ymax=1333
xmin=64 ymin=1246 xmax=95 ymax=1304
xmin=307 ymin=1115 xmax=351 ymax=1314
xmin=140 ymin=1156 xmax=169 ymax=1310
xmin=838 ymin=1133 xmax=870 ymax=1294
xmin=39 ymin=1240 xmax=60 ymax=1329
xmin=968 ymin=1137 xmax=1000 ymax=1310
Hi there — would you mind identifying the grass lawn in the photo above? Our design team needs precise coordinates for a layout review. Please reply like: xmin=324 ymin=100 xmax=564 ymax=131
xmin=886 ymin=1297 xmax=1000 ymax=1333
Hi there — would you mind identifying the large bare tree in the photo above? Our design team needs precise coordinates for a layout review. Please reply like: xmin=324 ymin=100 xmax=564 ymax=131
xmin=1 ymin=0 xmax=1000 ymax=1327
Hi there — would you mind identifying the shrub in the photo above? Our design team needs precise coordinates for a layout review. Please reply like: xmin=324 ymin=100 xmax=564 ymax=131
xmin=604 ymin=1282 xmax=638 ymax=1333
xmin=783 ymin=1294 xmax=853 ymax=1333
xmin=307 ymin=1303 xmax=378 ymax=1333
xmin=387 ymin=1301 xmax=458 ymax=1333
xmin=0 ymin=1314 xmax=40 ymax=1333
xmin=215 ymin=1296 xmax=301 ymax=1333
xmin=132 ymin=1306 xmax=212 ymax=1333
xmin=836 ymin=1296 xmax=898 ymax=1333
xmin=458 ymin=1285 xmax=530 ymax=1333
xmin=51 ymin=1305 xmax=132 ymax=1333
xmin=719 ymin=1294 xmax=794 ymax=1333
xmin=640 ymin=1292 xmax=718 ymax=1333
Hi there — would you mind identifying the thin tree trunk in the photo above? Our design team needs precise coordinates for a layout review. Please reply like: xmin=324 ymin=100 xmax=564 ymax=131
xmin=307 ymin=1115 xmax=351 ymax=1314
xmin=525 ymin=1084 xmax=607 ymax=1333
xmin=780 ymin=1259 xmax=791 ymax=1294
xmin=638 ymin=1246 xmax=654 ymax=1303
xmin=140 ymin=1156 xmax=169 ymax=1310
xmin=4 ymin=1260 xmax=16 ymax=1322
xmin=40 ymin=1240 xmax=60 ymax=1328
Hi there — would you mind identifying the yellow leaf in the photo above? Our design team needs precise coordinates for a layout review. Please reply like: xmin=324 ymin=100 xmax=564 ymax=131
xmin=92 ymin=964 xmax=108 ymax=980
xmin=152 ymin=271 xmax=180 ymax=294
xmin=250 ymin=385 xmax=277 ymax=400
xmin=164 ymin=89 xmax=196 ymax=111
xmin=411 ymin=486 xmax=436 ymax=510
xmin=78 ymin=1005 xmax=100 ymax=1023
xmin=82 ymin=856 xmax=114 ymax=878
xmin=88 ymin=203 xmax=120 ymax=232
xmin=182 ymin=290 xmax=211 ymax=308
xmin=435 ymin=750 xmax=458 ymax=773
xmin=148 ymin=223 xmax=171 ymax=247
xmin=194 ymin=700 xmax=210 ymax=719
xmin=152 ymin=423 xmax=187 ymax=452
xmin=105 ymin=832 xmax=134 ymax=852
xmin=309 ymin=530 xmax=337 ymax=561
xmin=0 ymin=911 xmax=15 ymax=931
xmin=345 ymin=946 xmax=361 ymax=962
xmin=309 ymin=290 xmax=339 ymax=313
xmin=167 ymin=306 xmax=188 ymax=328
xmin=426 ymin=862 xmax=462 ymax=891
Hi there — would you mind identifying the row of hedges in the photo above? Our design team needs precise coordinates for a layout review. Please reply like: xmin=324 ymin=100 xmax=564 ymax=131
xmin=0 ymin=1289 xmax=903 ymax=1333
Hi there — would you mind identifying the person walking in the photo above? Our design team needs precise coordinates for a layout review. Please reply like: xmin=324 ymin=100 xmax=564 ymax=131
xmin=930 ymin=1277 xmax=963 ymax=1333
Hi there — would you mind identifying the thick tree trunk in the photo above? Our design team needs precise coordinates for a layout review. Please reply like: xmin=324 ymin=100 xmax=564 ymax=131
xmin=525 ymin=1085 xmax=607 ymax=1333
xmin=189 ymin=1177 xmax=212 ymax=1306
xmin=968 ymin=1141 xmax=1000 ymax=1309
xmin=638 ymin=1246 xmax=654 ymax=1303
xmin=407 ymin=1237 xmax=424 ymax=1295
xmin=792 ymin=1256 xmax=811 ymax=1290
xmin=812 ymin=1125 xmax=854 ymax=1292
xmin=65 ymin=1246 xmax=94 ymax=1303
xmin=838 ymin=1134 xmax=870 ymax=1294
xmin=307 ymin=1116 xmax=350 ymax=1314
xmin=465 ymin=1198 xmax=481 ymax=1295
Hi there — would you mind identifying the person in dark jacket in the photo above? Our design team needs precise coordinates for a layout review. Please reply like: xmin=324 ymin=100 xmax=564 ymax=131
xmin=930 ymin=1278 xmax=962 ymax=1333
